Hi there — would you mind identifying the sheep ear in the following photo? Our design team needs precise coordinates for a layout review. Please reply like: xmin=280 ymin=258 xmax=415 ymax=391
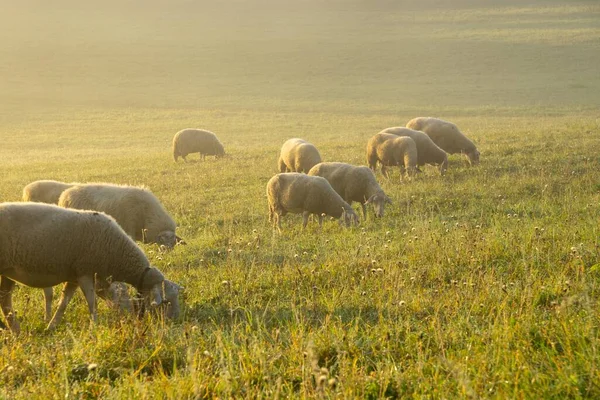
xmin=170 ymin=281 xmax=184 ymax=292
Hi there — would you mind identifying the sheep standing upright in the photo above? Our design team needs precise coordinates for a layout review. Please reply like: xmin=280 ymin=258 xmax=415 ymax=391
xmin=278 ymin=138 xmax=322 ymax=173
xmin=308 ymin=162 xmax=392 ymax=219
xmin=172 ymin=128 xmax=225 ymax=162
xmin=406 ymin=117 xmax=480 ymax=165
xmin=0 ymin=202 xmax=168 ymax=333
xmin=380 ymin=127 xmax=448 ymax=175
xmin=266 ymin=173 xmax=358 ymax=231
xmin=58 ymin=183 xmax=182 ymax=248
xmin=22 ymin=180 xmax=76 ymax=204
xmin=367 ymin=133 xmax=418 ymax=178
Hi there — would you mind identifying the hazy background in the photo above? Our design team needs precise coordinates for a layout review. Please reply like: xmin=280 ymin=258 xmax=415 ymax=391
xmin=2 ymin=0 xmax=599 ymax=114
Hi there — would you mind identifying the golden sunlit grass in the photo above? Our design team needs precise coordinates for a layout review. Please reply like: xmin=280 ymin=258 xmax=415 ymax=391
xmin=1 ymin=0 xmax=599 ymax=398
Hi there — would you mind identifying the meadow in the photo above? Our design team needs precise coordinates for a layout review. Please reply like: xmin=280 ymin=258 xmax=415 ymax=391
xmin=1 ymin=0 xmax=599 ymax=398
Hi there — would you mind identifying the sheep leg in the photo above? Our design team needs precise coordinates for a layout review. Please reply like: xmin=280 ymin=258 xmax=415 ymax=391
xmin=0 ymin=277 xmax=19 ymax=333
xmin=46 ymin=282 xmax=79 ymax=330
xmin=43 ymin=287 xmax=54 ymax=323
xmin=302 ymin=211 xmax=310 ymax=229
xmin=361 ymin=203 xmax=368 ymax=220
xmin=318 ymin=214 xmax=324 ymax=227
xmin=78 ymin=275 xmax=98 ymax=324
xmin=381 ymin=165 xmax=389 ymax=179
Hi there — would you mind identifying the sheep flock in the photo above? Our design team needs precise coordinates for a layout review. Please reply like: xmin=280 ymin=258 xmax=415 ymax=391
xmin=0 ymin=117 xmax=479 ymax=333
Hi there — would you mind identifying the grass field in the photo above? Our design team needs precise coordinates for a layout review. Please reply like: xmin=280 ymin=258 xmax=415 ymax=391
xmin=1 ymin=0 xmax=600 ymax=398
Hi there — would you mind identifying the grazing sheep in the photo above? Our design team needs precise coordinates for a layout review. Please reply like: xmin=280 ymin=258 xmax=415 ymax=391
xmin=266 ymin=173 xmax=358 ymax=230
xmin=22 ymin=180 xmax=76 ymax=204
xmin=0 ymin=202 xmax=167 ymax=333
xmin=308 ymin=162 xmax=392 ymax=218
xmin=172 ymin=128 xmax=225 ymax=162
xmin=23 ymin=182 xmax=136 ymax=318
xmin=380 ymin=127 xmax=448 ymax=175
xmin=406 ymin=117 xmax=479 ymax=165
xmin=58 ymin=183 xmax=182 ymax=248
xmin=366 ymin=133 xmax=418 ymax=178
xmin=278 ymin=138 xmax=322 ymax=173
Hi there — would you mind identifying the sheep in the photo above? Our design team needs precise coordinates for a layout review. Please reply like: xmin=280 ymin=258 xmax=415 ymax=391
xmin=379 ymin=127 xmax=449 ymax=175
xmin=0 ymin=202 xmax=168 ymax=333
xmin=22 ymin=180 xmax=76 ymax=204
xmin=366 ymin=133 xmax=418 ymax=179
xmin=22 ymin=182 xmax=136 ymax=318
xmin=58 ymin=183 xmax=182 ymax=249
xmin=307 ymin=162 xmax=392 ymax=219
xmin=278 ymin=138 xmax=322 ymax=173
xmin=22 ymin=181 xmax=137 ymax=319
xmin=266 ymin=173 xmax=359 ymax=231
xmin=172 ymin=128 xmax=225 ymax=162
xmin=406 ymin=117 xmax=479 ymax=165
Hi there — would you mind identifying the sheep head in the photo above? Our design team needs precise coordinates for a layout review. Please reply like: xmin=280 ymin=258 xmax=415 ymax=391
xmin=365 ymin=193 xmax=392 ymax=218
xmin=156 ymin=230 xmax=177 ymax=249
xmin=134 ymin=279 xmax=184 ymax=319
xmin=465 ymin=149 xmax=480 ymax=166
xmin=339 ymin=207 xmax=359 ymax=227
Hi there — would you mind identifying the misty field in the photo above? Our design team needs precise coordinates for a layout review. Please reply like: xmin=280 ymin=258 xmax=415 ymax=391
xmin=1 ymin=0 xmax=600 ymax=398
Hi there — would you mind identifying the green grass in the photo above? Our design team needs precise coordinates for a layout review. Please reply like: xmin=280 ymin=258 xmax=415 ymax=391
xmin=1 ymin=0 xmax=600 ymax=398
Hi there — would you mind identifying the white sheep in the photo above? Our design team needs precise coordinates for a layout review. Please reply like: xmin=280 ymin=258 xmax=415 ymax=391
xmin=308 ymin=162 xmax=392 ymax=219
xmin=58 ymin=183 xmax=182 ymax=248
xmin=172 ymin=128 xmax=225 ymax=162
xmin=380 ymin=127 xmax=449 ymax=175
xmin=406 ymin=117 xmax=480 ymax=165
xmin=266 ymin=173 xmax=359 ymax=231
xmin=22 ymin=181 xmax=136 ymax=318
xmin=22 ymin=180 xmax=76 ymax=204
xmin=366 ymin=133 xmax=418 ymax=179
xmin=278 ymin=138 xmax=322 ymax=173
xmin=0 ymin=202 xmax=169 ymax=333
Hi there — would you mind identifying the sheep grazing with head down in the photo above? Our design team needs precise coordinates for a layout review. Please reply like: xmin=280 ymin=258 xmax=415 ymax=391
xmin=58 ymin=183 xmax=183 ymax=249
xmin=366 ymin=133 xmax=418 ymax=179
xmin=379 ymin=127 xmax=448 ymax=175
xmin=267 ymin=173 xmax=358 ymax=231
xmin=308 ymin=162 xmax=391 ymax=219
xmin=22 ymin=180 xmax=76 ymax=204
xmin=0 ymin=202 xmax=169 ymax=333
xmin=278 ymin=138 xmax=322 ymax=173
xmin=406 ymin=117 xmax=480 ymax=165
xmin=172 ymin=128 xmax=225 ymax=162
